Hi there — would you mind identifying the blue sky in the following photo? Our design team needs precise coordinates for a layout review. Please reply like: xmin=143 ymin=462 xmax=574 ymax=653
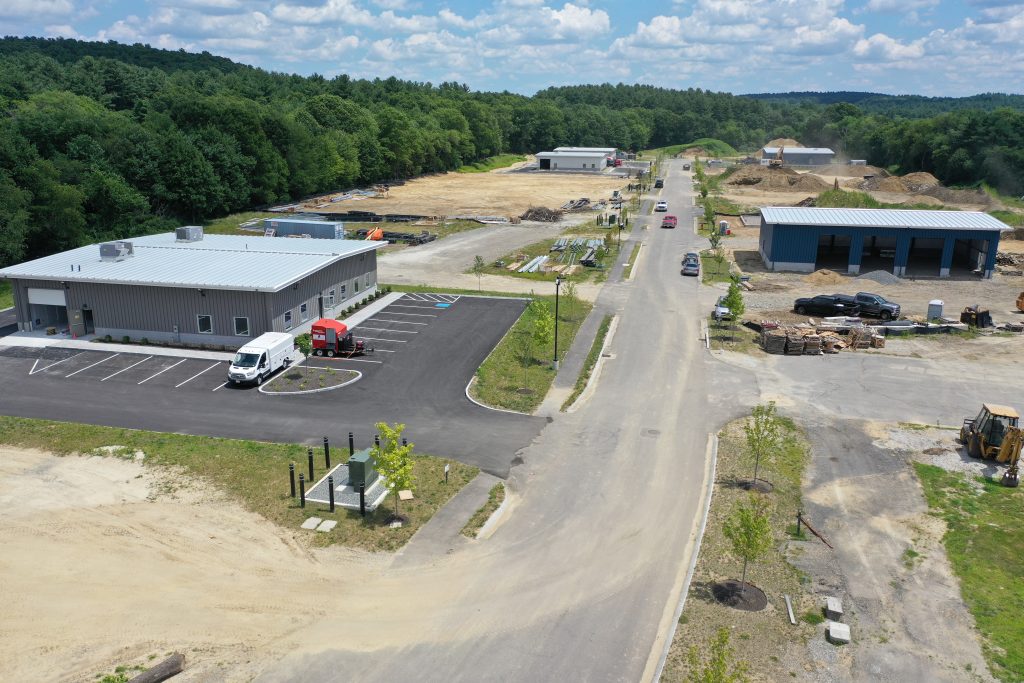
xmin=3 ymin=0 xmax=1022 ymax=96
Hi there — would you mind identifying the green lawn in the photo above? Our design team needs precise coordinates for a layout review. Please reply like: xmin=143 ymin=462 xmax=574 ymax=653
xmin=700 ymin=253 xmax=732 ymax=284
xmin=990 ymin=209 xmax=1024 ymax=227
xmin=461 ymin=483 xmax=505 ymax=537
xmin=0 ymin=416 xmax=477 ymax=552
xmin=915 ymin=463 xmax=1024 ymax=682
xmin=561 ymin=314 xmax=613 ymax=411
xmin=0 ymin=280 xmax=12 ymax=309
xmin=622 ymin=242 xmax=642 ymax=280
xmin=815 ymin=189 xmax=960 ymax=211
xmin=203 ymin=211 xmax=280 ymax=235
xmin=471 ymin=294 xmax=592 ymax=412
xmin=458 ymin=154 xmax=527 ymax=173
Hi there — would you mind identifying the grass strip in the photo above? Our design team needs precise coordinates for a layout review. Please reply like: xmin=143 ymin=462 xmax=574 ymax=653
xmin=662 ymin=414 xmax=812 ymax=681
xmin=561 ymin=314 xmax=613 ymax=411
xmin=0 ymin=280 xmax=12 ymax=309
xmin=706 ymin=315 xmax=758 ymax=354
xmin=700 ymin=253 xmax=732 ymax=284
xmin=622 ymin=242 xmax=642 ymax=280
xmin=914 ymin=463 xmax=1024 ymax=682
xmin=202 ymin=211 xmax=280 ymax=235
xmin=0 ymin=416 xmax=477 ymax=552
xmin=470 ymin=294 xmax=592 ymax=412
xmin=461 ymin=483 xmax=505 ymax=537
xmin=458 ymin=154 xmax=527 ymax=173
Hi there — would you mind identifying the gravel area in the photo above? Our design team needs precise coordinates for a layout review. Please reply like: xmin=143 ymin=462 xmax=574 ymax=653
xmin=870 ymin=424 xmax=1002 ymax=482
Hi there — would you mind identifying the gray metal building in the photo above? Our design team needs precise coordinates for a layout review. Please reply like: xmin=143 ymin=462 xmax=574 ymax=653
xmin=0 ymin=228 xmax=384 ymax=347
xmin=759 ymin=207 xmax=1010 ymax=278
xmin=536 ymin=150 xmax=609 ymax=171
xmin=262 ymin=217 xmax=346 ymax=239
xmin=761 ymin=146 xmax=835 ymax=166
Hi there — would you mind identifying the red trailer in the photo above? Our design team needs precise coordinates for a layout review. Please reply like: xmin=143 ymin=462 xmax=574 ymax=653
xmin=310 ymin=318 xmax=373 ymax=357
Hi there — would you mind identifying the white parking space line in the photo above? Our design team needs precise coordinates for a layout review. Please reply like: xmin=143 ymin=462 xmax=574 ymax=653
xmin=175 ymin=362 xmax=221 ymax=388
xmin=29 ymin=353 xmax=85 ymax=375
xmin=357 ymin=326 xmax=417 ymax=334
xmin=100 ymin=356 xmax=153 ymax=381
xmin=401 ymin=293 xmax=428 ymax=302
xmin=66 ymin=354 xmax=119 ymax=378
xmin=328 ymin=357 xmax=383 ymax=364
xmin=357 ymin=336 xmax=407 ymax=343
xmin=373 ymin=349 xmax=395 ymax=353
xmin=388 ymin=304 xmax=438 ymax=310
xmin=138 ymin=358 xmax=186 ymax=384
xmin=212 ymin=382 xmax=228 ymax=392
xmin=368 ymin=318 xmax=428 ymax=325
xmin=377 ymin=309 xmax=437 ymax=316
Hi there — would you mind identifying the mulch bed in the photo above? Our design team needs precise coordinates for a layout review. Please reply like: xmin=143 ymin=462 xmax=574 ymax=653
xmin=712 ymin=580 xmax=768 ymax=611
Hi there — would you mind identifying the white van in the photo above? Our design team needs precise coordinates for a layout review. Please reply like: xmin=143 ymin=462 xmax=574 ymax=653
xmin=228 ymin=332 xmax=294 ymax=385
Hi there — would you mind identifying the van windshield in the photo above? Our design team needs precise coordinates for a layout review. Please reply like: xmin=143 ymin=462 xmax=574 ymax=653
xmin=232 ymin=352 xmax=260 ymax=368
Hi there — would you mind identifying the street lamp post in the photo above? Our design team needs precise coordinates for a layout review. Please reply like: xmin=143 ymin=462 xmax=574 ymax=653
xmin=553 ymin=275 xmax=562 ymax=371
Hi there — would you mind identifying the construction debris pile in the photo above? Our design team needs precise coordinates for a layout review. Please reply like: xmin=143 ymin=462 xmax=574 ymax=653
xmin=758 ymin=320 xmax=885 ymax=355
xmin=506 ymin=238 xmax=607 ymax=275
xmin=996 ymin=252 xmax=1024 ymax=276
xmin=520 ymin=206 xmax=563 ymax=222
xmin=561 ymin=197 xmax=594 ymax=211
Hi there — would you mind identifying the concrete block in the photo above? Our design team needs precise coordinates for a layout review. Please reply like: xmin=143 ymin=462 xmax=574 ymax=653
xmin=827 ymin=621 xmax=851 ymax=644
xmin=825 ymin=596 xmax=843 ymax=620
xmin=301 ymin=517 xmax=322 ymax=530
xmin=316 ymin=520 xmax=337 ymax=533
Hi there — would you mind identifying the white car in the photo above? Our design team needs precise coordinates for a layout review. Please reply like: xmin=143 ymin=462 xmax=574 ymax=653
xmin=655 ymin=200 xmax=668 ymax=212
xmin=713 ymin=295 xmax=733 ymax=321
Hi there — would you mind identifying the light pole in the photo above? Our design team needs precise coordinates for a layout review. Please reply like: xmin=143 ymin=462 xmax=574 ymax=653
xmin=553 ymin=275 xmax=562 ymax=371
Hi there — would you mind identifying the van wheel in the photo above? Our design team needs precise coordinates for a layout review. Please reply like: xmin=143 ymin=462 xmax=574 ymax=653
xmin=256 ymin=373 xmax=263 ymax=385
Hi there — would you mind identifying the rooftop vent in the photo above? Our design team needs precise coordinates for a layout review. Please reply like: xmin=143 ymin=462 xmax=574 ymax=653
xmin=99 ymin=241 xmax=134 ymax=262
xmin=175 ymin=225 xmax=204 ymax=242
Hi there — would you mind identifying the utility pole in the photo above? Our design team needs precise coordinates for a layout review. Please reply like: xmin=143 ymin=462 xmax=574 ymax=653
xmin=553 ymin=275 xmax=562 ymax=371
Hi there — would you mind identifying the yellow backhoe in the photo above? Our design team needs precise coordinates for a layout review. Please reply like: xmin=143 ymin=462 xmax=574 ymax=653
xmin=959 ymin=404 xmax=1021 ymax=487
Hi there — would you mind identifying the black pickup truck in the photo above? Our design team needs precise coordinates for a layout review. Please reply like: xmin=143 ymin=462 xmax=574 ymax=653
xmin=793 ymin=294 xmax=861 ymax=317
xmin=852 ymin=292 xmax=900 ymax=320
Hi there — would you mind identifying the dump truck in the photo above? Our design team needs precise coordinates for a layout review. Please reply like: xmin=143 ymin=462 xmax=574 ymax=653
xmin=960 ymin=403 xmax=1022 ymax=487
xmin=310 ymin=318 xmax=374 ymax=358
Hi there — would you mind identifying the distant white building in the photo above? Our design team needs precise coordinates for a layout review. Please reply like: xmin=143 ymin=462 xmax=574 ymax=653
xmin=536 ymin=150 xmax=609 ymax=171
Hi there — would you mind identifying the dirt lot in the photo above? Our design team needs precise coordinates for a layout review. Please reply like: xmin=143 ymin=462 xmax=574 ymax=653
xmin=308 ymin=169 xmax=627 ymax=219
xmin=0 ymin=447 xmax=388 ymax=683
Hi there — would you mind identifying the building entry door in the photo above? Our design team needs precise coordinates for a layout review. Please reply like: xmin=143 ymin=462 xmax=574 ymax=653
xmin=69 ymin=310 xmax=87 ymax=338
xmin=82 ymin=308 xmax=95 ymax=334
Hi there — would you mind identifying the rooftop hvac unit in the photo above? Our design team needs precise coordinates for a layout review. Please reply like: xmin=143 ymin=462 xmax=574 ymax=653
xmin=99 ymin=241 xmax=134 ymax=262
xmin=175 ymin=225 xmax=204 ymax=242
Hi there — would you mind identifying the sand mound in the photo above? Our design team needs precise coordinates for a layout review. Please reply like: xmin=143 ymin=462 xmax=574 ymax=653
xmin=901 ymin=172 xmax=940 ymax=190
xmin=812 ymin=164 xmax=886 ymax=177
xmin=766 ymin=138 xmax=802 ymax=148
xmin=726 ymin=165 xmax=830 ymax=192
xmin=803 ymin=269 xmax=846 ymax=285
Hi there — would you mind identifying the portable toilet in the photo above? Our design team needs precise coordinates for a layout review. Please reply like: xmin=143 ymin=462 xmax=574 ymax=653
xmin=927 ymin=300 xmax=944 ymax=320
xmin=719 ymin=220 xmax=729 ymax=235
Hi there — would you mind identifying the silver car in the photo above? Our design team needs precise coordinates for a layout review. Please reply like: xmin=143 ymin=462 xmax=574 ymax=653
xmin=681 ymin=260 xmax=700 ymax=277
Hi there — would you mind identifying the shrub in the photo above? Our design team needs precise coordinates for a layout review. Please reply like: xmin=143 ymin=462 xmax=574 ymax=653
xmin=121 ymin=336 xmax=130 ymax=344
xmin=103 ymin=334 xmax=112 ymax=343
xmin=140 ymin=337 xmax=149 ymax=345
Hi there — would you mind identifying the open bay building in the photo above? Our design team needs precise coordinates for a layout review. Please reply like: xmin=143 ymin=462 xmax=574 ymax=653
xmin=0 ymin=227 xmax=384 ymax=346
xmin=758 ymin=207 xmax=1011 ymax=278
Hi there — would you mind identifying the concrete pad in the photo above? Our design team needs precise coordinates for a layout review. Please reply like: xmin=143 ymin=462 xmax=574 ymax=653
xmin=828 ymin=621 xmax=851 ymax=644
xmin=300 ymin=517 xmax=322 ymax=530
xmin=398 ymin=489 xmax=414 ymax=501
xmin=825 ymin=596 xmax=843 ymax=620
xmin=316 ymin=520 xmax=337 ymax=532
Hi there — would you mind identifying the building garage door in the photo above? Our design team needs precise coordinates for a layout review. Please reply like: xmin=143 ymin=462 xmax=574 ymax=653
xmin=27 ymin=288 xmax=67 ymax=306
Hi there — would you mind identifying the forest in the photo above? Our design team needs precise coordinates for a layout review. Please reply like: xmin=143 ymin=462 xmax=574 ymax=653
xmin=1 ymin=37 xmax=1022 ymax=269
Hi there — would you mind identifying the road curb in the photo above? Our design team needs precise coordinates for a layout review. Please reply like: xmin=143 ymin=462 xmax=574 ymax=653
xmin=464 ymin=375 xmax=530 ymax=416
xmin=563 ymin=314 xmax=618 ymax=414
xmin=649 ymin=432 xmax=719 ymax=682
xmin=626 ymin=242 xmax=644 ymax=282
xmin=258 ymin=367 xmax=363 ymax=395
xmin=475 ymin=484 xmax=510 ymax=539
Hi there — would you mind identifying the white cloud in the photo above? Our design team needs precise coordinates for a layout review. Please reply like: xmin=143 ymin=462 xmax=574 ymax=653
xmin=544 ymin=3 xmax=610 ymax=37
xmin=270 ymin=0 xmax=376 ymax=26
xmin=853 ymin=32 xmax=927 ymax=60
xmin=866 ymin=0 xmax=939 ymax=11
xmin=43 ymin=24 xmax=81 ymax=38
xmin=0 ymin=0 xmax=73 ymax=19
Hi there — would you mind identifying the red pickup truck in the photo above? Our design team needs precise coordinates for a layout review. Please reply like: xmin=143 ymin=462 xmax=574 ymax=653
xmin=660 ymin=214 xmax=678 ymax=229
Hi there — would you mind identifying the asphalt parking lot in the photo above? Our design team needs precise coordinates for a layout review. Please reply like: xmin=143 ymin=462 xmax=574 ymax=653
xmin=0 ymin=294 xmax=542 ymax=475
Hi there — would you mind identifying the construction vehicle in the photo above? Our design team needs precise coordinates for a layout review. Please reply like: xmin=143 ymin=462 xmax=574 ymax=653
xmin=310 ymin=318 xmax=374 ymax=358
xmin=959 ymin=404 xmax=1021 ymax=487
xmin=1016 ymin=291 xmax=1024 ymax=312
xmin=768 ymin=146 xmax=784 ymax=167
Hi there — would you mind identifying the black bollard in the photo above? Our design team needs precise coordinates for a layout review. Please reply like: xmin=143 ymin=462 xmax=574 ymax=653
xmin=307 ymin=448 xmax=314 ymax=481
xmin=402 ymin=437 xmax=407 ymax=448
xmin=374 ymin=434 xmax=380 ymax=450
xmin=359 ymin=484 xmax=366 ymax=517
xmin=324 ymin=436 xmax=331 ymax=469
xmin=348 ymin=431 xmax=355 ymax=457
xmin=328 ymin=476 xmax=335 ymax=512
xmin=299 ymin=473 xmax=306 ymax=508
xmin=289 ymin=463 xmax=296 ymax=498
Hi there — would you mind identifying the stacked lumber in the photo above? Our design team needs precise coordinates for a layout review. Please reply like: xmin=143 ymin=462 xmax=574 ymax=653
xmin=785 ymin=332 xmax=805 ymax=355
xmin=802 ymin=334 xmax=822 ymax=355
xmin=760 ymin=329 xmax=787 ymax=353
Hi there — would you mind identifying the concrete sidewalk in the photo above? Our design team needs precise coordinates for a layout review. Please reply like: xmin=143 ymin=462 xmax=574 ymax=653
xmin=392 ymin=471 xmax=501 ymax=567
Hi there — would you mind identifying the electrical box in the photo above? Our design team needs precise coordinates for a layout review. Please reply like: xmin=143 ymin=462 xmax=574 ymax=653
xmin=348 ymin=448 xmax=378 ymax=489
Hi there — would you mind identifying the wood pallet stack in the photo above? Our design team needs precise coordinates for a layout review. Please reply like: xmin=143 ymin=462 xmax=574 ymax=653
xmin=802 ymin=334 xmax=822 ymax=355
xmin=785 ymin=332 xmax=805 ymax=355
xmin=760 ymin=329 xmax=787 ymax=354
xmin=847 ymin=328 xmax=873 ymax=350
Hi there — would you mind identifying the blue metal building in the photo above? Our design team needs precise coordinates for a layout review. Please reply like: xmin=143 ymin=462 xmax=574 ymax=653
xmin=759 ymin=207 xmax=1011 ymax=279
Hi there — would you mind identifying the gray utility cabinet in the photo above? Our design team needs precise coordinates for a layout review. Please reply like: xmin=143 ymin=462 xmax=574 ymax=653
xmin=348 ymin=448 xmax=378 ymax=489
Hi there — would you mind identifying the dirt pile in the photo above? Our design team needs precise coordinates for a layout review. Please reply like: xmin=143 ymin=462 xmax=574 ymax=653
xmin=813 ymin=163 xmax=886 ymax=177
xmin=920 ymin=185 xmax=991 ymax=207
xmin=803 ymin=269 xmax=847 ymax=285
xmin=520 ymin=206 xmax=563 ymax=222
xmin=901 ymin=172 xmax=940 ymax=191
xmin=727 ymin=165 xmax=830 ymax=192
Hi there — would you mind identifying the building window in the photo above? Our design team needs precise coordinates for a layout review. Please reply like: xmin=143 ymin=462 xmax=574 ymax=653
xmin=284 ymin=311 xmax=293 ymax=330
xmin=354 ymin=278 xmax=360 ymax=293
xmin=234 ymin=317 xmax=250 ymax=336
xmin=197 ymin=314 xmax=213 ymax=334
xmin=300 ymin=302 xmax=309 ymax=321
xmin=327 ymin=289 xmax=336 ymax=307
xmin=340 ymin=284 xmax=347 ymax=297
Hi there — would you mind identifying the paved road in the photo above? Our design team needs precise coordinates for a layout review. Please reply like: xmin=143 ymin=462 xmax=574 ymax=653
xmin=256 ymin=160 xmax=714 ymax=681
xmin=0 ymin=307 xmax=15 ymax=338
xmin=0 ymin=296 xmax=544 ymax=476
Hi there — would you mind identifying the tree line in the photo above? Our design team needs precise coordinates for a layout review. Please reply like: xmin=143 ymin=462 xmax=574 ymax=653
xmin=1 ymin=37 xmax=1021 ymax=269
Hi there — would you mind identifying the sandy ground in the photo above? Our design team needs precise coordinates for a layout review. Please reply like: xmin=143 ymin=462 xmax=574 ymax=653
xmin=310 ymin=169 xmax=628 ymax=218
xmin=0 ymin=447 xmax=388 ymax=683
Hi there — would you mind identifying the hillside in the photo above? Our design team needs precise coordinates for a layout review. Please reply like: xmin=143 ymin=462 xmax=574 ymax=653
xmin=742 ymin=91 xmax=1024 ymax=117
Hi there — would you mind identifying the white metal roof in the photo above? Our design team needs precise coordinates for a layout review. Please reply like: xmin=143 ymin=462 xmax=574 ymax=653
xmin=536 ymin=150 xmax=609 ymax=158
xmin=762 ymin=147 xmax=834 ymax=155
xmin=553 ymin=147 xmax=616 ymax=154
xmin=760 ymin=207 xmax=1011 ymax=232
xmin=0 ymin=232 xmax=385 ymax=292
